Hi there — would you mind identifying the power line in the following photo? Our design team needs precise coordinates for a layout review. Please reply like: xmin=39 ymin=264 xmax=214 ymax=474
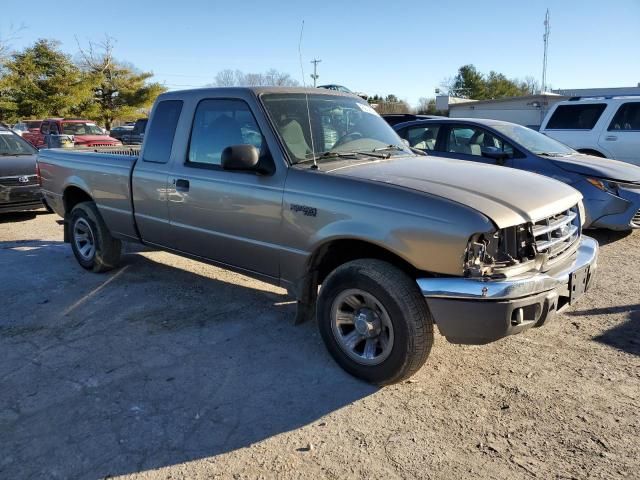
xmin=310 ymin=58 xmax=321 ymax=88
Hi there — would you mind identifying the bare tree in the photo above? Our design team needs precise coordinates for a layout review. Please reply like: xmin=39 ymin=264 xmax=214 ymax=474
xmin=214 ymin=69 xmax=237 ymax=87
xmin=0 ymin=23 xmax=26 ymax=66
xmin=212 ymin=68 xmax=299 ymax=87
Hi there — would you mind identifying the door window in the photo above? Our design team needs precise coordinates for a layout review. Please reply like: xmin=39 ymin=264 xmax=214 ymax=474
xmin=188 ymin=99 xmax=264 ymax=167
xmin=49 ymin=123 xmax=60 ymax=135
xmin=404 ymin=125 xmax=440 ymax=151
xmin=41 ymin=122 xmax=50 ymax=135
xmin=142 ymin=100 xmax=183 ymax=164
xmin=446 ymin=126 xmax=514 ymax=157
xmin=608 ymin=102 xmax=640 ymax=131
xmin=545 ymin=104 xmax=607 ymax=130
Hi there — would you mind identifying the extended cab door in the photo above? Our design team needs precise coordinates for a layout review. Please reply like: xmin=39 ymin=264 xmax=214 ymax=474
xmin=166 ymin=96 xmax=286 ymax=278
xmin=131 ymin=99 xmax=183 ymax=246
xmin=599 ymin=101 xmax=640 ymax=164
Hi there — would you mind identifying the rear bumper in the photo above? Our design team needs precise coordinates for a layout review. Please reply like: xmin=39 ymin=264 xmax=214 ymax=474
xmin=416 ymin=236 xmax=598 ymax=344
xmin=0 ymin=185 xmax=43 ymax=213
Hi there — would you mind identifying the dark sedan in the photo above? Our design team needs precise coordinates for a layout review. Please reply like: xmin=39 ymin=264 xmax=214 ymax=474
xmin=0 ymin=127 xmax=44 ymax=213
xmin=392 ymin=118 xmax=640 ymax=230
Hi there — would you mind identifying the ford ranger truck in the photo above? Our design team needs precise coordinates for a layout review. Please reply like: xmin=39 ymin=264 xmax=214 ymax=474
xmin=37 ymin=87 xmax=598 ymax=385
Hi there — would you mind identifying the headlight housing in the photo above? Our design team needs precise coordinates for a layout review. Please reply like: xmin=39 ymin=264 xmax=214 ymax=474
xmin=586 ymin=177 xmax=619 ymax=196
xmin=464 ymin=225 xmax=536 ymax=278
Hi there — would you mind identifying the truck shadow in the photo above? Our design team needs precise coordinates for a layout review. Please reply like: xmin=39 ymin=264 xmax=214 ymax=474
xmin=567 ymin=304 xmax=640 ymax=357
xmin=0 ymin=240 xmax=377 ymax=479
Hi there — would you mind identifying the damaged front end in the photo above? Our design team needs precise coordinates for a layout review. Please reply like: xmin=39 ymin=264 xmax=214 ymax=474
xmin=464 ymin=204 xmax=582 ymax=279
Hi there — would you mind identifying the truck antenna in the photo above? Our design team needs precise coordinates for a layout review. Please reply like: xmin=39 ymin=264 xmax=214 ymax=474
xmin=298 ymin=20 xmax=318 ymax=169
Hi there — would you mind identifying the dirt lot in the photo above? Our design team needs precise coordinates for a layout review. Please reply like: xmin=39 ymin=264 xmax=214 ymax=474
xmin=1 ymin=210 xmax=638 ymax=479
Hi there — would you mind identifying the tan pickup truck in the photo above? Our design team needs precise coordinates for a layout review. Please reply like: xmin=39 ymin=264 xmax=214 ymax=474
xmin=38 ymin=87 xmax=598 ymax=384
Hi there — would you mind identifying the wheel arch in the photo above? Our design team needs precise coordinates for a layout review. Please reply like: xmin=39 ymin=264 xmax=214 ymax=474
xmin=293 ymin=237 xmax=425 ymax=324
xmin=63 ymin=185 xmax=94 ymax=215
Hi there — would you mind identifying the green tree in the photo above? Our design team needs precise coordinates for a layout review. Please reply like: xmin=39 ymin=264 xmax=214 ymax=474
xmin=76 ymin=37 xmax=166 ymax=129
xmin=447 ymin=64 xmax=486 ymax=99
xmin=0 ymin=39 xmax=89 ymax=122
xmin=443 ymin=64 xmax=533 ymax=100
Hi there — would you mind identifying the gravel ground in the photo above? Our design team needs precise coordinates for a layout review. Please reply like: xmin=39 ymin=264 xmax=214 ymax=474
xmin=1 ymin=210 xmax=638 ymax=480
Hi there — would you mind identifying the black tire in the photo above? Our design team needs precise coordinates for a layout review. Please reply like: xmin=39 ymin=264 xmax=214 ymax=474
xmin=317 ymin=259 xmax=434 ymax=385
xmin=68 ymin=201 xmax=121 ymax=273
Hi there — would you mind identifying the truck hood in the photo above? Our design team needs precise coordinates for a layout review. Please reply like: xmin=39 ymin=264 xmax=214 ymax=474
xmin=0 ymin=154 xmax=38 ymax=177
xmin=73 ymin=135 xmax=120 ymax=145
xmin=328 ymin=155 xmax=582 ymax=228
xmin=548 ymin=153 xmax=640 ymax=182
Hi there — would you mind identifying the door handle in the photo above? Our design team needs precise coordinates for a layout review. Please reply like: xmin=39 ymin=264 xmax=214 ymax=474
xmin=175 ymin=179 xmax=190 ymax=191
xmin=605 ymin=135 xmax=617 ymax=141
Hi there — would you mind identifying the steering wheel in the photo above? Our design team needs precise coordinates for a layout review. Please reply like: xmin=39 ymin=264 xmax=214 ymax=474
xmin=333 ymin=132 xmax=363 ymax=149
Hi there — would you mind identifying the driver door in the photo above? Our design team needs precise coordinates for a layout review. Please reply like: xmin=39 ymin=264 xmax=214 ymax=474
xmin=441 ymin=125 xmax=515 ymax=167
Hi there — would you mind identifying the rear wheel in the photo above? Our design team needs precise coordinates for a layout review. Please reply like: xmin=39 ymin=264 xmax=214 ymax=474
xmin=69 ymin=201 xmax=121 ymax=272
xmin=317 ymin=259 xmax=434 ymax=385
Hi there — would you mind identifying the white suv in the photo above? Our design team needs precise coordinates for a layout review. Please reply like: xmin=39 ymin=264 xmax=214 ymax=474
xmin=540 ymin=97 xmax=640 ymax=165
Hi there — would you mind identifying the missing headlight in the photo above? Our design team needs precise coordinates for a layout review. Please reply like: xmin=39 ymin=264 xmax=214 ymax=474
xmin=464 ymin=226 xmax=537 ymax=278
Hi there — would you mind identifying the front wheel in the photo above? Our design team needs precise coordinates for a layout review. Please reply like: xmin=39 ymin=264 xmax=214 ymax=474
xmin=317 ymin=259 xmax=434 ymax=385
xmin=69 ymin=201 xmax=121 ymax=272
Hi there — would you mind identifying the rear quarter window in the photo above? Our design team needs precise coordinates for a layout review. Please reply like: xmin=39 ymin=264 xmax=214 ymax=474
xmin=142 ymin=100 xmax=183 ymax=163
xmin=545 ymin=104 xmax=607 ymax=130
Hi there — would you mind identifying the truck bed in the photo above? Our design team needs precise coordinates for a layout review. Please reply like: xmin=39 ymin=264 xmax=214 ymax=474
xmin=38 ymin=147 xmax=140 ymax=240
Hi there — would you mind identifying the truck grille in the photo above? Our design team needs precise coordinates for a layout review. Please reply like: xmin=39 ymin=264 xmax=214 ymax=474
xmin=0 ymin=175 xmax=38 ymax=187
xmin=632 ymin=209 xmax=640 ymax=228
xmin=532 ymin=206 xmax=580 ymax=261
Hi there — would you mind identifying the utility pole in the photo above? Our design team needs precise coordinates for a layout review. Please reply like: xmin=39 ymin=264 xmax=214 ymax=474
xmin=541 ymin=9 xmax=550 ymax=93
xmin=310 ymin=58 xmax=321 ymax=87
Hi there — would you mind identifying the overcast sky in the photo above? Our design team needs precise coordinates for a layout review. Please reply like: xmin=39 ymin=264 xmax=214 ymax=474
xmin=2 ymin=0 xmax=639 ymax=106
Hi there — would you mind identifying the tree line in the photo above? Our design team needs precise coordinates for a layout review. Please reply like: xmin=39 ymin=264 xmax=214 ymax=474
xmin=0 ymin=37 xmax=165 ymax=129
xmin=0 ymin=34 xmax=540 ymax=126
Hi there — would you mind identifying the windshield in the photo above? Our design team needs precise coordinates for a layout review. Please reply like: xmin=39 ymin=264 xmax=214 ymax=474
xmin=0 ymin=130 xmax=37 ymax=155
xmin=62 ymin=122 xmax=105 ymax=136
xmin=261 ymin=93 xmax=412 ymax=164
xmin=491 ymin=123 xmax=575 ymax=156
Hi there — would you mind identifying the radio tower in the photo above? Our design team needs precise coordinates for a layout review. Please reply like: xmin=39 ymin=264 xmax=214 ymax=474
xmin=541 ymin=9 xmax=550 ymax=93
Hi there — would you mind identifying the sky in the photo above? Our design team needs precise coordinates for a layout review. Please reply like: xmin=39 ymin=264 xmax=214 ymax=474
xmin=1 ymin=0 xmax=639 ymax=106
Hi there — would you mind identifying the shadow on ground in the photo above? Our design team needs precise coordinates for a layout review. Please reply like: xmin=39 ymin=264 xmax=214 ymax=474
xmin=0 ymin=210 xmax=50 ymax=224
xmin=587 ymin=228 xmax=634 ymax=246
xmin=0 ymin=240 xmax=376 ymax=478
xmin=569 ymin=303 xmax=640 ymax=357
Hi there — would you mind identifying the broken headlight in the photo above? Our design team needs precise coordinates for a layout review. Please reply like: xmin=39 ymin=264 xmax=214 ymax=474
xmin=464 ymin=225 xmax=537 ymax=278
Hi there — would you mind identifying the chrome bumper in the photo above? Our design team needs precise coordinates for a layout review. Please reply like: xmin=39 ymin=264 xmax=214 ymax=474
xmin=417 ymin=236 xmax=598 ymax=301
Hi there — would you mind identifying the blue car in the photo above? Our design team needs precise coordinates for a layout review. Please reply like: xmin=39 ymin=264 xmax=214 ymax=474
xmin=393 ymin=118 xmax=640 ymax=230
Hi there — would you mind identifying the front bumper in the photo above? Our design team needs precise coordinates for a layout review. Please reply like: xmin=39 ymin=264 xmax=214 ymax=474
xmin=416 ymin=236 xmax=598 ymax=344
xmin=586 ymin=184 xmax=640 ymax=230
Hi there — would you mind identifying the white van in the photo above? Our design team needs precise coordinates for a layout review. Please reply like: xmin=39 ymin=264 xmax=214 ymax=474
xmin=540 ymin=97 xmax=640 ymax=165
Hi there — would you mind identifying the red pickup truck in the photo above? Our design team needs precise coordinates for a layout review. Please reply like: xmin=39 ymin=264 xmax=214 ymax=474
xmin=23 ymin=118 xmax=121 ymax=148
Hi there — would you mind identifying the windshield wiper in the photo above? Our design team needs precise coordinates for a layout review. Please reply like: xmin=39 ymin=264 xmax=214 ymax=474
xmin=298 ymin=150 xmax=389 ymax=166
xmin=370 ymin=144 xmax=406 ymax=153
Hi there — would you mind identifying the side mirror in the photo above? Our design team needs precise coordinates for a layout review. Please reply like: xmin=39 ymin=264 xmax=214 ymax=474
xmin=221 ymin=144 xmax=262 ymax=172
xmin=481 ymin=146 xmax=510 ymax=165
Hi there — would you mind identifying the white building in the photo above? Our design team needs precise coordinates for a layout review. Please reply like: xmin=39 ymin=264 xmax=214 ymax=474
xmin=438 ymin=85 xmax=640 ymax=130
xmin=445 ymin=94 xmax=566 ymax=130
